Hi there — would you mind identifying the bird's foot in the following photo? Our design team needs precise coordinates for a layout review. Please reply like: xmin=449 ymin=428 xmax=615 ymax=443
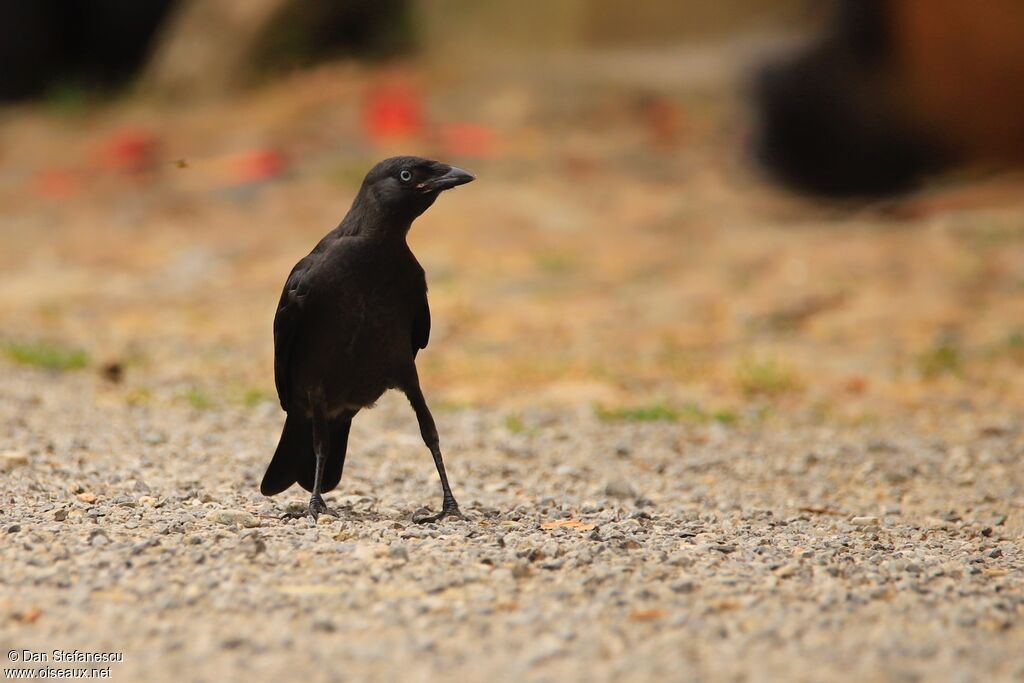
xmin=308 ymin=495 xmax=340 ymax=521
xmin=412 ymin=501 xmax=464 ymax=524
xmin=279 ymin=496 xmax=340 ymax=522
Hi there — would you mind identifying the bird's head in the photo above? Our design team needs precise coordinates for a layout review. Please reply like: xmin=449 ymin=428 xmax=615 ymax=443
xmin=357 ymin=156 xmax=475 ymax=224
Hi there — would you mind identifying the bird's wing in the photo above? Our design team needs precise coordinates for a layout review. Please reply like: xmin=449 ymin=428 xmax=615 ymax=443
xmin=274 ymin=258 xmax=313 ymax=411
xmin=412 ymin=290 xmax=430 ymax=356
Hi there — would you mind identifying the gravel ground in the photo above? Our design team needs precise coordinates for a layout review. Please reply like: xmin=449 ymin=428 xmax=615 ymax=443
xmin=1 ymin=367 xmax=1022 ymax=683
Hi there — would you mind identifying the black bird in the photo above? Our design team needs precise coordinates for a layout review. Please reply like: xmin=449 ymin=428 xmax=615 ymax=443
xmin=260 ymin=156 xmax=475 ymax=522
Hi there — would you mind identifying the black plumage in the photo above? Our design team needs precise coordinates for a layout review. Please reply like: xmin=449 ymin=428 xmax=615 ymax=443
xmin=261 ymin=156 xmax=474 ymax=522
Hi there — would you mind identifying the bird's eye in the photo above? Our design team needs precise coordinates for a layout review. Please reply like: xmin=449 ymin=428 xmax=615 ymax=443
xmin=399 ymin=170 xmax=412 ymax=182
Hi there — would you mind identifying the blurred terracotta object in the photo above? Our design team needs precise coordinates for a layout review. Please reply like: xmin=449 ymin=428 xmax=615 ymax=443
xmin=97 ymin=127 xmax=160 ymax=174
xmin=892 ymin=0 xmax=1024 ymax=162
xmin=363 ymin=84 xmax=423 ymax=144
xmin=437 ymin=122 xmax=496 ymax=159
xmin=636 ymin=94 xmax=687 ymax=150
xmin=33 ymin=169 xmax=81 ymax=198
xmin=232 ymin=147 xmax=287 ymax=184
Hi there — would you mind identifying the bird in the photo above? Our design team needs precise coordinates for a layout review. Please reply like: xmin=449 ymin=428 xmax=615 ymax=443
xmin=260 ymin=156 xmax=475 ymax=523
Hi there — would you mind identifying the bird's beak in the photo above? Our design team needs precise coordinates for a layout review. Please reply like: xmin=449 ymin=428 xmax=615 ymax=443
xmin=420 ymin=166 xmax=475 ymax=192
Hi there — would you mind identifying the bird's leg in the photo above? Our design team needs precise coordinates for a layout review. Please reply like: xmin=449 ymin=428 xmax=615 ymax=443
xmin=405 ymin=382 xmax=463 ymax=523
xmin=307 ymin=410 xmax=340 ymax=521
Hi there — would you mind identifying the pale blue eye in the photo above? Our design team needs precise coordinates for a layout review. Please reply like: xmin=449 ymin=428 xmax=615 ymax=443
xmin=399 ymin=170 xmax=412 ymax=182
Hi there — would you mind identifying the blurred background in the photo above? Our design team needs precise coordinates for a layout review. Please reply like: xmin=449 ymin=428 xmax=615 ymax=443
xmin=2 ymin=0 xmax=1024 ymax=427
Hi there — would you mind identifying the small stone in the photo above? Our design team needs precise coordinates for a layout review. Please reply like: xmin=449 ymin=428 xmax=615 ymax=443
xmin=511 ymin=561 xmax=532 ymax=579
xmin=77 ymin=492 xmax=98 ymax=504
xmin=926 ymin=517 xmax=953 ymax=530
xmin=131 ymin=539 xmax=159 ymax=555
xmin=143 ymin=431 xmax=168 ymax=445
xmin=988 ymin=548 xmax=1003 ymax=559
xmin=284 ymin=501 xmax=307 ymax=515
xmin=604 ymin=478 xmax=637 ymax=499
xmin=671 ymin=579 xmax=697 ymax=593
xmin=138 ymin=496 xmax=158 ymax=507
xmin=7 ymin=524 xmax=21 ymax=534
xmin=351 ymin=545 xmax=381 ymax=562
xmin=0 ymin=451 xmax=29 ymax=470
xmin=312 ymin=620 xmax=336 ymax=633
xmin=667 ymin=553 xmax=690 ymax=567
xmin=711 ymin=544 xmax=737 ymax=554
xmin=526 ymin=634 xmax=565 ymax=665
xmin=206 ymin=510 xmax=260 ymax=528
xmin=572 ymin=548 xmax=593 ymax=565
xmin=52 ymin=509 xmax=68 ymax=521
xmin=774 ymin=563 xmax=798 ymax=578
xmin=243 ymin=533 xmax=266 ymax=557
xmin=851 ymin=516 xmax=879 ymax=527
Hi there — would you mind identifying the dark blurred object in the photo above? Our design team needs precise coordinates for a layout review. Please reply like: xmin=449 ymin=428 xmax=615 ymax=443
xmin=0 ymin=0 xmax=177 ymax=101
xmin=100 ymin=362 xmax=124 ymax=384
xmin=752 ymin=0 xmax=946 ymax=196
xmin=752 ymin=0 xmax=1024 ymax=197
xmin=0 ymin=0 xmax=413 ymax=102
xmin=144 ymin=0 xmax=412 ymax=99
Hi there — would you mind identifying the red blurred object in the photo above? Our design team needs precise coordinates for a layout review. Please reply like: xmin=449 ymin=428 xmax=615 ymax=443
xmin=363 ymin=85 xmax=423 ymax=143
xmin=639 ymin=95 xmax=686 ymax=150
xmin=33 ymin=169 xmax=81 ymax=198
xmin=437 ymin=122 xmax=496 ymax=158
xmin=843 ymin=376 xmax=868 ymax=395
xmin=233 ymin=147 xmax=287 ymax=184
xmin=97 ymin=127 xmax=159 ymax=174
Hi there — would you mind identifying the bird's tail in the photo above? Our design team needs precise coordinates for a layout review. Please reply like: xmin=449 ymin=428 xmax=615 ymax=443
xmin=260 ymin=414 xmax=347 ymax=496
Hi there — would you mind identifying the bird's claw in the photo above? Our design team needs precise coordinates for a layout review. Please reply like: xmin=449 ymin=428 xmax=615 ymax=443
xmin=412 ymin=504 xmax=465 ymax=524
xmin=308 ymin=495 xmax=340 ymax=521
xmin=279 ymin=496 xmax=340 ymax=522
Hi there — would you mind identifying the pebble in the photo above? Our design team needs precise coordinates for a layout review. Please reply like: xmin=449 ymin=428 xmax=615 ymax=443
xmin=671 ymin=579 xmax=697 ymax=593
xmin=604 ymin=478 xmax=637 ymax=499
xmin=526 ymin=634 xmax=566 ymax=665
xmin=0 ymin=451 xmax=29 ymax=470
xmin=774 ymin=563 xmax=799 ymax=578
xmin=851 ymin=516 xmax=879 ymax=527
xmin=206 ymin=510 xmax=261 ymax=528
